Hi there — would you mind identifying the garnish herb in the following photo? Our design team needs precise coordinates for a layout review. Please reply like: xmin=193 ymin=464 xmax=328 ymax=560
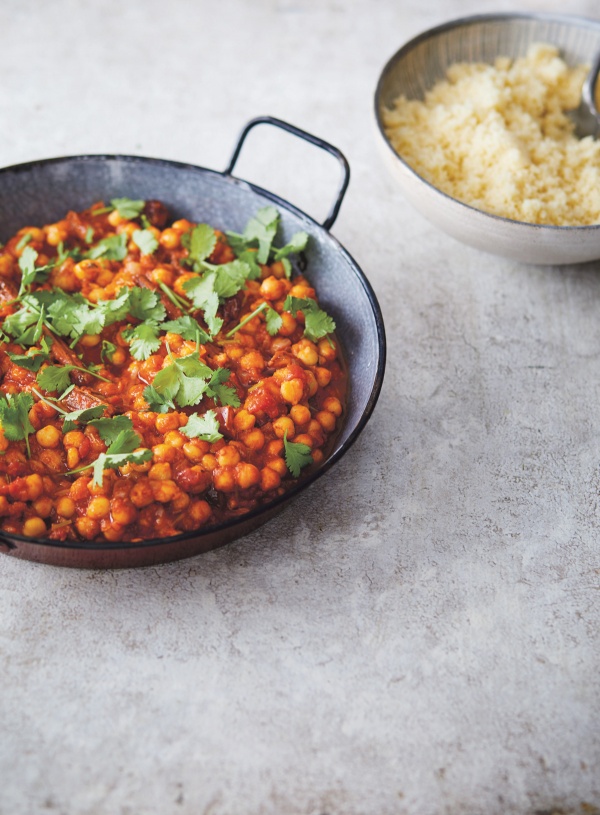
xmin=123 ymin=322 xmax=162 ymax=361
xmin=180 ymin=410 xmax=223 ymax=443
xmin=132 ymin=229 xmax=158 ymax=256
xmin=142 ymin=347 xmax=239 ymax=412
xmin=283 ymin=295 xmax=336 ymax=341
xmin=36 ymin=363 xmax=111 ymax=393
xmin=111 ymin=198 xmax=145 ymax=219
xmin=18 ymin=246 xmax=52 ymax=296
xmin=225 ymin=302 xmax=268 ymax=338
xmin=283 ymin=430 xmax=313 ymax=477
xmin=87 ymin=233 xmax=128 ymax=261
xmin=69 ymin=415 xmax=151 ymax=486
xmin=0 ymin=393 xmax=35 ymax=457
xmin=182 ymin=223 xmax=217 ymax=271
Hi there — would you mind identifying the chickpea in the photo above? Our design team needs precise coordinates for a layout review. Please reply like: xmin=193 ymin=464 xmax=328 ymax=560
xmin=233 ymin=409 xmax=255 ymax=432
xmin=155 ymin=413 xmax=180 ymax=434
xmin=151 ymin=443 xmax=177 ymax=463
xmin=111 ymin=500 xmax=138 ymax=526
xmin=163 ymin=430 xmax=186 ymax=449
xmin=212 ymin=467 xmax=236 ymax=492
xmin=130 ymin=479 xmax=155 ymax=508
xmin=315 ymin=410 xmax=337 ymax=433
xmin=171 ymin=493 xmax=190 ymax=512
xmin=63 ymin=430 xmax=86 ymax=448
xmin=25 ymin=474 xmax=44 ymax=502
xmin=150 ymin=479 xmax=180 ymax=503
xmin=242 ymin=429 xmax=265 ymax=451
xmin=182 ymin=441 xmax=208 ymax=463
xmin=294 ymin=433 xmax=314 ymax=449
xmin=235 ymin=462 xmax=261 ymax=489
xmin=75 ymin=516 xmax=101 ymax=540
xmin=217 ymin=445 xmax=241 ymax=467
xmin=79 ymin=334 xmax=101 ymax=348
xmin=266 ymin=457 xmax=288 ymax=476
xmin=261 ymin=467 xmax=281 ymax=491
xmin=45 ymin=223 xmax=68 ymax=246
xmin=290 ymin=404 xmax=311 ymax=426
xmin=66 ymin=448 xmax=80 ymax=469
xmin=323 ymin=397 xmax=342 ymax=416
xmin=33 ymin=497 xmax=53 ymax=518
xmin=107 ymin=209 xmax=126 ymax=227
xmin=239 ymin=350 xmax=265 ymax=371
xmin=188 ymin=500 xmax=212 ymax=526
xmin=260 ymin=276 xmax=288 ymax=301
xmin=314 ymin=367 xmax=332 ymax=388
xmin=149 ymin=266 xmax=174 ymax=287
xmin=272 ymin=416 xmax=295 ymax=440
xmin=201 ymin=454 xmax=218 ymax=471
xmin=266 ymin=439 xmax=284 ymax=457
xmin=149 ymin=462 xmax=172 ymax=481
xmin=278 ymin=312 xmax=298 ymax=337
xmin=22 ymin=517 xmax=47 ymax=538
xmin=86 ymin=496 xmax=111 ymax=519
xmin=305 ymin=371 xmax=318 ymax=397
xmin=280 ymin=378 xmax=304 ymax=405
xmin=36 ymin=425 xmax=61 ymax=449
xmin=311 ymin=449 xmax=324 ymax=464
xmin=171 ymin=218 xmax=193 ymax=233
xmin=318 ymin=338 xmax=337 ymax=361
xmin=292 ymin=339 xmax=319 ymax=367
xmin=56 ymin=496 xmax=76 ymax=518
xmin=159 ymin=228 xmax=181 ymax=249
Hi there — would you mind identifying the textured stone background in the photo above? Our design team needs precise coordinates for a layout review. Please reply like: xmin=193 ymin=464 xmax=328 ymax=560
xmin=0 ymin=1 xmax=599 ymax=813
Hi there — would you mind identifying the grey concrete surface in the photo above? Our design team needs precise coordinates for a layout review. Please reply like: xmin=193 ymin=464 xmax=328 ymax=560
xmin=0 ymin=1 xmax=599 ymax=813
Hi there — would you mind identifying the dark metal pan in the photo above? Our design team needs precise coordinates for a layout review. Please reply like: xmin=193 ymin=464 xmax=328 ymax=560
xmin=0 ymin=116 xmax=386 ymax=568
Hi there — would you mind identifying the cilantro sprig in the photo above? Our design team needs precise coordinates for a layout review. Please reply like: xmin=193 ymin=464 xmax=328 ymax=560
xmin=283 ymin=430 xmax=313 ymax=478
xmin=181 ymin=409 xmax=223 ymax=443
xmin=68 ymin=414 xmax=151 ymax=485
xmin=226 ymin=206 xmax=308 ymax=277
xmin=283 ymin=295 xmax=335 ymax=342
xmin=142 ymin=347 xmax=239 ymax=412
xmin=0 ymin=393 xmax=35 ymax=457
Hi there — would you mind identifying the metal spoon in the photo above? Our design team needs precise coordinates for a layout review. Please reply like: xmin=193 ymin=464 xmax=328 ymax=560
xmin=570 ymin=50 xmax=600 ymax=138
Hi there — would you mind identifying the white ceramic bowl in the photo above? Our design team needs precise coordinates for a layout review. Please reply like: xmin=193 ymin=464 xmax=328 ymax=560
xmin=374 ymin=13 xmax=600 ymax=265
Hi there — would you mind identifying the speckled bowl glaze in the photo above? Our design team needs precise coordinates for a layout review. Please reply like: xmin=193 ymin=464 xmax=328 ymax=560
xmin=374 ymin=13 xmax=600 ymax=265
xmin=0 ymin=117 xmax=386 ymax=568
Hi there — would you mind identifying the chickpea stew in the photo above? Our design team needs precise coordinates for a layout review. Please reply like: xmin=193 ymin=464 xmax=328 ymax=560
xmin=0 ymin=199 xmax=346 ymax=543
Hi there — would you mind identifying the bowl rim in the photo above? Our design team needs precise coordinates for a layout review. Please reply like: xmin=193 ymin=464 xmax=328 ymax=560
xmin=0 ymin=152 xmax=387 ymax=554
xmin=374 ymin=11 xmax=600 ymax=233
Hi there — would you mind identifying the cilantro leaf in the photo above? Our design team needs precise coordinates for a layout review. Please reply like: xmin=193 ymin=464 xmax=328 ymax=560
xmin=0 ymin=393 xmax=35 ymax=456
xmin=87 ymin=233 xmax=128 ymax=261
xmin=182 ymin=223 xmax=217 ymax=269
xmin=3 ymin=302 xmax=45 ymax=347
xmin=181 ymin=410 xmax=222 ymax=443
xmin=182 ymin=261 xmax=252 ymax=337
xmin=18 ymin=246 xmax=52 ymax=296
xmin=273 ymin=231 xmax=309 ymax=260
xmin=126 ymin=287 xmax=166 ymax=323
xmin=7 ymin=336 xmax=52 ymax=372
xmin=62 ymin=404 xmax=106 ymax=433
xmin=36 ymin=365 xmax=75 ymax=393
xmin=162 ymin=316 xmax=210 ymax=344
xmin=111 ymin=198 xmax=145 ymax=219
xmin=89 ymin=415 xmax=134 ymax=445
xmin=142 ymin=384 xmax=174 ymax=413
xmin=265 ymin=306 xmax=283 ymax=336
xmin=283 ymin=295 xmax=336 ymax=342
xmin=124 ymin=321 xmax=161 ymax=360
xmin=241 ymin=206 xmax=279 ymax=264
xmin=283 ymin=430 xmax=313 ymax=478
xmin=132 ymin=229 xmax=158 ymax=256
xmin=206 ymin=367 xmax=240 ymax=407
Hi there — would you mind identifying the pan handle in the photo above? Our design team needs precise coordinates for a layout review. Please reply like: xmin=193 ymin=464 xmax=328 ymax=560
xmin=224 ymin=116 xmax=350 ymax=231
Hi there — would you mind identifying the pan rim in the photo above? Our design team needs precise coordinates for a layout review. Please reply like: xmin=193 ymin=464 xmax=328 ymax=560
xmin=0 ymin=152 xmax=387 ymax=554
